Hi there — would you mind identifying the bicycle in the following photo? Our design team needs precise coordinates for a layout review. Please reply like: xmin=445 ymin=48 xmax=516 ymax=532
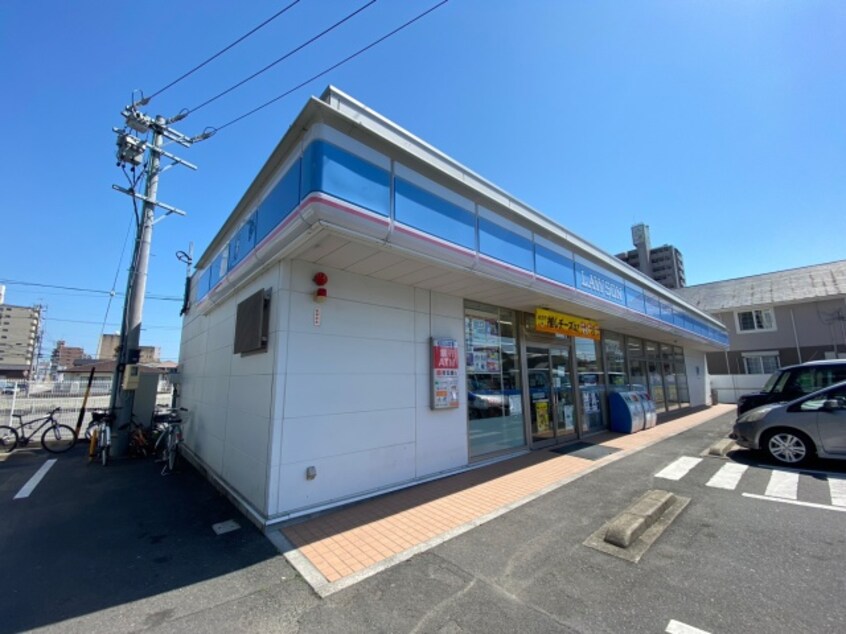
xmin=0 ymin=407 xmax=77 ymax=454
xmin=153 ymin=407 xmax=188 ymax=474
xmin=86 ymin=409 xmax=114 ymax=466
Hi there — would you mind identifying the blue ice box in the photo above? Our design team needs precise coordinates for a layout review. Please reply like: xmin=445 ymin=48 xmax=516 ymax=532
xmin=609 ymin=391 xmax=646 ymax=433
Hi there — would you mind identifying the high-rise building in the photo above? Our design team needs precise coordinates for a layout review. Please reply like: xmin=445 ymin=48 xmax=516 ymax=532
xmin=51 ymin=340 xmax=87 ymax=371
xmin=616 ymin=223 xmax=686 ymax=289
xmin=0 ymin=287 xmax=42 ymax=379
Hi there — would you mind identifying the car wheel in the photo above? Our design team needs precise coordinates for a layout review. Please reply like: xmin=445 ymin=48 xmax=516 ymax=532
xmin=763 ymin=429 xmax=814 ymax=467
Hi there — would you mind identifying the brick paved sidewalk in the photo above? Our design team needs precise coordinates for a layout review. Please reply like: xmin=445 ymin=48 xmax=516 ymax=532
xmin=275 ymin=404 xmax=735 ymax=596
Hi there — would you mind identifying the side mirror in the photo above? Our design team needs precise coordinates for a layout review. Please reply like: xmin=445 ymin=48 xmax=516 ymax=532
xmin=822 ymin=399 xmax=843 ymax=412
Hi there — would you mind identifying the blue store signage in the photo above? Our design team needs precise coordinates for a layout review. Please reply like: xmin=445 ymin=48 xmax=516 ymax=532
xmin=575 ymin=262 xmax=625 ymax=306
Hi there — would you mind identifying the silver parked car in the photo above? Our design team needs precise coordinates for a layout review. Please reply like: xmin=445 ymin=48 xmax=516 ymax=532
xmin=731 ymin=380 xmax=846 ymax=466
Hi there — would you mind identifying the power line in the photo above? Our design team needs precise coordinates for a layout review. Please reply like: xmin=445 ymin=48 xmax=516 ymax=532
xmin=44 ymin=317 xmax=180 ymax=330
xmin=209 ymin=0 xmax=449 ymax=134
xmin=0 ymin=279 xmax=181 ymax=302
xmin=147 ymin=0 xmax=303 ymax=102
xmin=188 ymin=0 xmax=377 ymax=115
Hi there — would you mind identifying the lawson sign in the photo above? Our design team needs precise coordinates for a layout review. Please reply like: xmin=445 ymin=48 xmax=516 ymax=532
xmin=575 ymin=262 xmax=625 ymax=306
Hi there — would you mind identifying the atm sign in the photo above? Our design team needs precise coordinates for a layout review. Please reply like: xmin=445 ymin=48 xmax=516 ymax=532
xmin=432 ymin=339 xmax=459 ymax=369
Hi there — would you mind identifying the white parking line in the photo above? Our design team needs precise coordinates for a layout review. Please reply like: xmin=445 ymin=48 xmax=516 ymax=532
xmin=765 ymin=470 xmax=798 ymax=499
xmin=706 ymin=463 xmax=748 ymax=490
xmin=743 ymin=492 xmax=846 ymax=513
xmin=666 ymin=619 xmax=711 ymax=633
xmin=656 ymin=457 xmax=702 ymax=481
xmin=13 ymin=459 xmax=57 ymax=499
xmin=828 ymin=477 xmax=846 ymax=507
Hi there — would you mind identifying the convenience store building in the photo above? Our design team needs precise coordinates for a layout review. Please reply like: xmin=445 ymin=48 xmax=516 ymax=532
xmin=178 ymin=87 xmax=728 ymax=528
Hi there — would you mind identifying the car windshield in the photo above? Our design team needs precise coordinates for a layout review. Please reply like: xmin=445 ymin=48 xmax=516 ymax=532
xmin=761 ymin=370 xmax=784 ymax=392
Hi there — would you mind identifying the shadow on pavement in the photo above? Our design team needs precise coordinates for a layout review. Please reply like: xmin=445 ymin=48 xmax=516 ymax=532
xmin=725 ymin=446 xmax=846 ymax=474
xmin=0 ymin=444 xmax=279 ymax=634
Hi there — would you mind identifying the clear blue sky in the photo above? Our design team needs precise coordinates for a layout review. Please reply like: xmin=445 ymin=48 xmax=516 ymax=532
xmin=1 ymin=1 xmax=844 ymax=363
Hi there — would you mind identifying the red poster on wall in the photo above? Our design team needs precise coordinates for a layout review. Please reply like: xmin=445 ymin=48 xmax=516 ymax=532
xmin=431 ymin=337 xmax=460 ymax=409
xmin=433 ymin=341 xmax=459 ymax=370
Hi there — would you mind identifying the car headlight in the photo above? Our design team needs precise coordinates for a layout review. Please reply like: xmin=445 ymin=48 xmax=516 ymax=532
xmin=736 ymin=404 xmax=779 ymax=424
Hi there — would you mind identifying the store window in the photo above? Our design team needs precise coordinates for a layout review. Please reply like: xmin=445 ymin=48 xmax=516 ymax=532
xmin=627 ymin=337 xmax=647 ymax=393
xmin=675 ymin=347 xmax=690 ymax=407
xmin=661 ymin=344 xmax=678 ymax=409
xmin=575 ymin=337 xmax=606 ymax=432
xmin=602 ymin=333 xmax=628 ymax=392
xmin=465 ymin=302 xmax=525 ymax=458
xmin=645 ymin=340 xmax=666 ymax=412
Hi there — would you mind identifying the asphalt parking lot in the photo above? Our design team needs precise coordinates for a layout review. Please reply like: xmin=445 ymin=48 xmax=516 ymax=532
xmin=0 ymin=442 xmax=286 ymax=634
xmin=3 ymin=409 xmax=846 ymax=633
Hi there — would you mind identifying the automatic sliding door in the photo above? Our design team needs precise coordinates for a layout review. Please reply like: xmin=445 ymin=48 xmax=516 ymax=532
xmin=527 ymin=345 xmax=577 ymax=445
xmin=551 ymin=347 xmax=576 ymax=437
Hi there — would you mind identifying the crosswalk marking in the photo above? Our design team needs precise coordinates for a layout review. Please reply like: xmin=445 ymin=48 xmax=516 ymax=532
xmin=656 ymin=457 xmax=702 ymax=481
xmin=829 ymin=478 xmax=846 ymax=507
xmin=706 ymin=463 xmax=748 ymax=490
xmin=765 ymin=470 xmax=799 ymax=499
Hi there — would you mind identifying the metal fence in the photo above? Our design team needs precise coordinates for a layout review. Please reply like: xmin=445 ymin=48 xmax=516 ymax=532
xmin=1 ymin=379 xmax=173 ymax=428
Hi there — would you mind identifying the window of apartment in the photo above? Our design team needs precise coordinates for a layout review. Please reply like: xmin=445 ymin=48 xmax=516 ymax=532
xmin=736 ymin=308 xmax=776 ymax=333
xmin=742 ymin=352 xmax=780 ymax=375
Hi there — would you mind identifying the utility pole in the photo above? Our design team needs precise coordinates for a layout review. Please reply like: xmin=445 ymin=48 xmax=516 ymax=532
xmin=111 ymin=100 xmax=207 ymax=454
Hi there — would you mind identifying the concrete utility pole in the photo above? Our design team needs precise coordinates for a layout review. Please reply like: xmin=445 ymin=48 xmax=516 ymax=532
xmin=111 ymin=103 xmax=203 ymax=454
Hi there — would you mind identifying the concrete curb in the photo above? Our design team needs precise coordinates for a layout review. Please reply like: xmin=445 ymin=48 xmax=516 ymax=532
xmin=708 ymin=438 xmax=737 ymax=457
xmin=604 ymin=490 xmax=675 ymax=548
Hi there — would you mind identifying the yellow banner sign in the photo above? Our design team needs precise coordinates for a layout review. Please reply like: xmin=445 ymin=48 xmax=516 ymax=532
xmin=535 ymin=308 xmax=600 ymax=340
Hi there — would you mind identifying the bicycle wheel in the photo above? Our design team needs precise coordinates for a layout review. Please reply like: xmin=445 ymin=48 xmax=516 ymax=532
xmin=41 ymin=424 xmax=77 ymax=453
xmin=0 ymin=425 xmax=18 ymax=453
xmin=166 ymin=431 xmax=178 ymax=472
xmin=100 ymin=427 xmax=110 ymax=466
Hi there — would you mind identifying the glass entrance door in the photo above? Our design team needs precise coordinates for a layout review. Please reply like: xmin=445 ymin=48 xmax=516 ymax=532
xmin=526 ymin=345 xmax=578 ymax=445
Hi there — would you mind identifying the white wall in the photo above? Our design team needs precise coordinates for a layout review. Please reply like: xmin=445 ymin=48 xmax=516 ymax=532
xmin=271 ymin=261 xmax=467 ymax=517
xmin=710 ymin=374 xmax=769 ymax=404
xmin=178 ymin=264 xmax=284 ymax=515
xmin=684 ymin=348 xmax=709 ymax=407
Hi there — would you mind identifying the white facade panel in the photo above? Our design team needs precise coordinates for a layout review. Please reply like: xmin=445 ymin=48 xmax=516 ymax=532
xmin=222 ymin=442 xmax=268 ymax=513
xmin=412 ymin=292 xmax=468 ymax=477
xmin=287 ymin=332 xmax=415 ymax=376
xmin=179 ymin=266 xmax=280 ymax=517
xmin=291 ymin=260 xmax=415 ymax=311
xmin=288 ymin=292 xmax=415 ymax=344
xmin=283 ymin=372 xmax=415 ymax=419
xmin=278 ymin=442 xmax=417 ymax=514
xmin=280 ymin=408 xmax=416 ymax=465
xmin=228 ymin=374 xmax=274 ymax=420
xmin=190 ymin=424 xmax=225 ymax=475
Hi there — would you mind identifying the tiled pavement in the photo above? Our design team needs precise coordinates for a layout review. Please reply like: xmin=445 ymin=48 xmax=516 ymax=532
xmin=275 ymin=404 xmax=735 ymax=596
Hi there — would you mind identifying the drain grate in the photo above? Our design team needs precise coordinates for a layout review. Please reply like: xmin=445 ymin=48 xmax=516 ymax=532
xmin=549 ymin=442 xmax=620 ymax=461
